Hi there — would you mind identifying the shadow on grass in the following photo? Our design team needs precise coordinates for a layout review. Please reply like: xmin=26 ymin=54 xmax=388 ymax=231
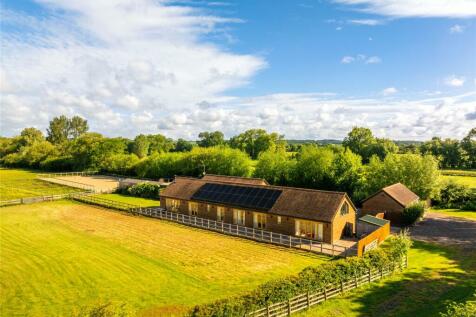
xmin=351 ymin=241 xmax=476 ymax=317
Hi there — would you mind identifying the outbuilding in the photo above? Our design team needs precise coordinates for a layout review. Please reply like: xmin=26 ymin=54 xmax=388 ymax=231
xmin=360 ymin=183 xmax=420 ymax=225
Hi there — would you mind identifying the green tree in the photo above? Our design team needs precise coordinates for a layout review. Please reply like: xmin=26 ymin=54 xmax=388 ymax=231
xmin=147 ymin=134 xmax=175 ymax=154
xmin=69 ymin=116 xmax=89 ymax=139
xmin=254 ymin=148 xmax=295 ymax=185
xmin=364 ymin=153 xmax=440 ymax=200
xmin=19 ymin=127 xmax=44 ymax=146
xmin=131 ymin=134 xmax=150 ymax=158
xmin=197 ymin=131 xmax=225 ymax=148
xmin=174 ymin=138 xmax=194 ymax=152
xmin=461 ymin=128 xmax=476 ymax=169
xmin=229 ymin=129 xmax=286 ymax=159
xmin=100 ymin=153 xmax=139 ymax=175
xmin=46 ymin=115 xmax=70 ymax=144
xmin=343 ymin=127 xmax=398 ymax=162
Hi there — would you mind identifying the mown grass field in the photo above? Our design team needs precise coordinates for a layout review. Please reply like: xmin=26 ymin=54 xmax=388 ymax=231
xmin=94 ymin=193 xmax=161 ymax=207
xmin=298 ymin=241 xmax=476 ymax=317
xmin=429 ymin=208 xmax=476 ymax=220
xmin=0 ymin=169 xmax=80 ymax=200
xmin=441 ymin=175 xmax=476 ymax=188
xmin=0 ymin=200 xmax=327 ymax=316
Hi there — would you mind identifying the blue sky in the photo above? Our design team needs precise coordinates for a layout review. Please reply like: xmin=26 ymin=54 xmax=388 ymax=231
xmin=1 ymin=0 xmax=475 ymax=140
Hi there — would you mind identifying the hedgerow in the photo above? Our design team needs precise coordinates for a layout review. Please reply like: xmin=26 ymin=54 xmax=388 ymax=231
xmin=189 ymin=232 xmax=411 ymax=317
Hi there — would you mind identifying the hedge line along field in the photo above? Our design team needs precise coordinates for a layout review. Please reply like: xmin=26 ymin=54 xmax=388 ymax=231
xmin=0 ymin=200 xmax=326 ymax=316
xmin=297 ymin=241 xmax=476 ymax=317
xmin=0 ymin=169 xmax=79 ymax=200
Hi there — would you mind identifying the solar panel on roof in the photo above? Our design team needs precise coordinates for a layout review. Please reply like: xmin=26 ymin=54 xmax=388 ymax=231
xmin=191 ymin=183 xmax=282 ymax=211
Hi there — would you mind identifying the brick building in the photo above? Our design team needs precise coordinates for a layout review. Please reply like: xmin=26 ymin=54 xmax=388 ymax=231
xmin=360 ymin=183 xmax=420 ymax=225
xmin=160 ymin=174 xmax=357 ymax=244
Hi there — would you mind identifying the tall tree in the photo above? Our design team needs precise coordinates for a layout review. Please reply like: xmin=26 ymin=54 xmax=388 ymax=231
xmin=69 ymin=116 xmax=89 ymax=139
xmin=147 ymin=134 xmax=175 ymax=154
xmin=343 ymin=127 xmax=398 ymax=162
xmin=131 ymin=134 xmax=150 ymax=158
xmin=229 ymin=129 xmax=286 ymax=159
xmin=46 ymin=115 xmax=70 ymax=144
xmin=19 ymin=127 xmax=44 ymax=146
xmin=174 ymin=138 xmax=194 ymax=152
xmin=461 ymin=128 xmax=476 ymax=169
xmin=197 ymin=131 xmax=225 ymax=148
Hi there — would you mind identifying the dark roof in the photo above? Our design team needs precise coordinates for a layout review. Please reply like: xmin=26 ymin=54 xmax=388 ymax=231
xmin=362 ymin=183 xmax=419 ymax=207
xmin=201 ymin=174 xmax=269 ymax=186
xmin=161 ymin=176 xmax=353 ymax=222
xmin=359 ymin=215 xmax=390 ymax=227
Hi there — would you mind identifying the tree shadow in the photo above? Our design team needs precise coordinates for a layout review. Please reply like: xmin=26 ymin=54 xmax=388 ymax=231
xmin=350 ymin=241 xmax=476 ymax=317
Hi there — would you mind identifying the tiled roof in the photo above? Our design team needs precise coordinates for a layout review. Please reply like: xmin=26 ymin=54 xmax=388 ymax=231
xmin=362 ymin=182 xmax=420 ymax=207
xmin=201 ymin=174 xmax=269 ymax=186
xmin=161 ymin=176 xmax=351 ymax=222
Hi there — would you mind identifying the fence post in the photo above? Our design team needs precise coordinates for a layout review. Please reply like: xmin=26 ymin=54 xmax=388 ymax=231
xmin=368 ymin=267 xmax=371 ymax=283
xmin=307 ymin=291 xmax=310 ymax=309
xmin=380 ymin=267 xmax=383 ymax=279
xmin=340 ymin=281 xmax=344 ymax=293
xmin=323 ymin=286 xmax=327 ymax=300
xmin=405 ymin=254 xmax=408 ymax=268
xmin=287 ymin=299 xmax=291 ymax=316
xmin=266 ymin=304 xmax=270 ymax=317
xmin=354 ymin=273 xmax=358 ymax=287
xmin=289 ymin=236 xmax=292 ymax=248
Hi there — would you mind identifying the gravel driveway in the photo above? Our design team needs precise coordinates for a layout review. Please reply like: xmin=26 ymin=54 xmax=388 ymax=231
xmin=406 ymin=212 xmax=476 ymax=250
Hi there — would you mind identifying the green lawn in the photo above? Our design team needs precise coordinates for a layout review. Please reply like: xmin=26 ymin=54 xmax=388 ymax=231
xmin=429 ymin=208 xmax=476 ymax=220
xmin=0 ymin=169 xmax=80 ymax=200
xmin=94 ymin=193 xmax=161 ymax=207
xmin=441 ymin=175 xmax=476 ymax=188
xmin=0 ymin=200 xmax=327 ymax=316
xmin=297 ymin=241 xmax=476 ymax=317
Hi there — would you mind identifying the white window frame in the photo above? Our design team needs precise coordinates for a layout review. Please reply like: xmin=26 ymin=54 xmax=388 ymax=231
xmin=253 ymin=213 xmax=267 ymax=229
xmin=277 ymin=216 xmax=282 ymax=225
xmin=217 ymin=206 xmax=225 ymax=222
xmin=340 ymin=202 xmax=349 ymax=216
xmin=233 ymin=209 xmax=246 ymax=225
xmin=295 ymin=220 xmax=322 ymax=241
xmin=188 ymin=201 xmax=199 ymax=216
xmin=167 ymin=199 xmax=180 ymax=212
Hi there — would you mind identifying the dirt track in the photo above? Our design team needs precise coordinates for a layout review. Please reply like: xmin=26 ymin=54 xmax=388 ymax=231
xmin=40 ymin=175 xmax=119 ymax=193
xmin=409 ymin=212 xmax=476 ymax=250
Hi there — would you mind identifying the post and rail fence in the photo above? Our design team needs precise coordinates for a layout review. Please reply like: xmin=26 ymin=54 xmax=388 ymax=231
xmin=246 ymin=257 xmax=407 ymax=317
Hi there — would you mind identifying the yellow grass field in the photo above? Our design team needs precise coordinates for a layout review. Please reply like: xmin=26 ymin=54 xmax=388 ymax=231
xmin=0 ymin=200 xmax=327 ymax=316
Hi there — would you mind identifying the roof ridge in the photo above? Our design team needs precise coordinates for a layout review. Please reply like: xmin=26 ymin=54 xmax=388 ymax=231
xmin=203 ymin=174 xmax=268 ymax=181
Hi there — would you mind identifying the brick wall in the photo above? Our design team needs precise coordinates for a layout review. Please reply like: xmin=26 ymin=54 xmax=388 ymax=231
xmin=361 ymin=192 xmax=404 ymax=225
xmin=331 ymin=198 xmax=356 ymax=243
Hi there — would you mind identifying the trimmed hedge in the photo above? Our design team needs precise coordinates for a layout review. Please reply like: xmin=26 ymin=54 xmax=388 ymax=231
xmin=189 ymin=232 xmax=412 ymax=317
xmin=117 ymin=183 xmax=161 ymax=199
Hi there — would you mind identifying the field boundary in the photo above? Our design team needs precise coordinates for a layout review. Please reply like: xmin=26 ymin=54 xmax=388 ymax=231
xmin=0 ymin=193 xmax=76 ymax=207
xmin=247 ymin=257 xmax=408 ymax=317
xmin=70 ymin=192 xmax=160 ymax=210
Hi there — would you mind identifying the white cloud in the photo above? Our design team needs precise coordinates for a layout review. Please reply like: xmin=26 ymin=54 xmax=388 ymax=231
xmin=365 ymin=56 xmax=381 ymax=64
xmin=445 ymin=75 xmax=466 ymax=87
xmin=450 ymin=24 xmax=465 ymax=33
xmin=341 ymin=56 xmax=355 ymax=63
xmin=341 ymin=54 xmax=382 ymax=64
xmin=348 ymin=19 xmax=382 ymax=26
xmin=382 ymin=87 xmax=398 ymax=96
xmin=0 ymin=0 xmax=265 ymax=136
xmin=334 ymin=0 xmax=476 ymax=18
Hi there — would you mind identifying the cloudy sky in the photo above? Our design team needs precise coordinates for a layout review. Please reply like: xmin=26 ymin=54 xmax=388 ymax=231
xmin=1 ymin=0 xmax=475 ymax=140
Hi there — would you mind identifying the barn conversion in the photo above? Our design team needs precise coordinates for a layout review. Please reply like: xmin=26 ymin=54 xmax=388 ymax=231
xmin=360 ymin=183 xmax=420 ymax=225
xmin=160 ymin=174 xmax=357 ymax=244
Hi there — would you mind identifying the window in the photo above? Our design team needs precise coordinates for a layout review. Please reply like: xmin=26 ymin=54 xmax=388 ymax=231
xmin=295 ymin=220 xmax=323 ymax=241
xmin=217 ymin=206 xmax=225 ymax=222
xmin=207 ymin=204 xmax=211 ymax=212
xmin=189 ymin=202 xmax=198 ymax=216
xmin=167 ymin=199 xmax=180 ymax=212
xmin=340 ymin=202 xmax=349 ymax=216
xmin=233 ymin=209 xmax=246 ymax=225
xmin=277 ymin=216 xmax=282 ymax=225
xmin=253 ymin=213 xmax=267 ymax=229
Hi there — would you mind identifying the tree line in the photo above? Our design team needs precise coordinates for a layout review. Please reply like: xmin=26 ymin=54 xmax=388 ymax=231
xmin=1 ymin=115 xmax=474 ymax=204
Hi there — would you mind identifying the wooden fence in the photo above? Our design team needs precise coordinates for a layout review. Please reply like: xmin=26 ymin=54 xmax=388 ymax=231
xmin=37 ymin=171 xmax=98 ymax=178
xmin=138 ymin=207 xmax=351 ymax=257
xmin=70 ymin=193 xmax=158 ymax=211
xmin=248 ymin=257 xmax=408 ymax=317
xmin=38 ymin=177 xmax=97 ymax=192
xmin=0 ymin=193 xmax=74 ymax=207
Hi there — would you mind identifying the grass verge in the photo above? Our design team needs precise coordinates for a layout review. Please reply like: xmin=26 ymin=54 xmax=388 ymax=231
xmin=94 ymin=193 xmax=161 ymax=207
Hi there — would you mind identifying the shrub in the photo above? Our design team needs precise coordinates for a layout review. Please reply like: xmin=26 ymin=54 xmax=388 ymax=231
xmin=189 ymin=233 xmax=411 ymax=316
xmin=402 ymin=201 xmax=426 ymax=225
xmin=126 ymin=183 xmax=161 ymax=199
xmin=433 ymin=181 xmax=473 ymax=209
xmin=40 ymin=156 xmax=75 ymax=171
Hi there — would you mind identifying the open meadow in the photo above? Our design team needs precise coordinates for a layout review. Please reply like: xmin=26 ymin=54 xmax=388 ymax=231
xmin=0 ymin=169 xmax=80 ymax=200
xmin=0 ymin=200 xmax=327 ymax=316
xmin=94 ymin=193 xmax=161 ymax=207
